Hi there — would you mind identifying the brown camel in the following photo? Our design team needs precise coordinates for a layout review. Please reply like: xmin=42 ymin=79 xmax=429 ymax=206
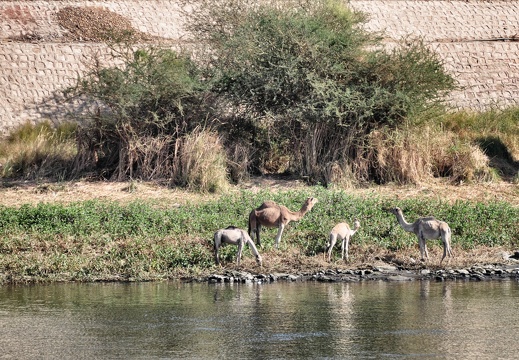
xmin=248 ymin=197 xmax=318 ymax=248
xmin=389 ymin=207 xmax=453 ymax=264
xmin=325 ymin=218 xmax=361 ymax=262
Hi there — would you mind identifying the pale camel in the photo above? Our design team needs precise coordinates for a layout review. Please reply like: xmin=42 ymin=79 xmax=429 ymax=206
xmin=248 ymin=197 xmax=318 ymax=248
xmin=325 ymin=218 xmax=361 ymax=262
xmin=214 ymin=226 xmax=262 ymax=266
xmin=389 ymin=207 xmax=453 ymax=264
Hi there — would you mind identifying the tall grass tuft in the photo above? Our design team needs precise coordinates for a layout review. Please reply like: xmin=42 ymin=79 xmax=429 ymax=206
xmin=360 ymin=125 xmax=498 ymax=185
xmin=434 ymin=107 xmax=519 ymax=180
xmin=176 ymin=129 xmax=229 ymax=193
xmin=440 ymin=107 xmax=519 ymax=156
xmin=182 ymin=0 xmax=456 ymax=185
xmin=0 ymin=121 xmax=77 ymax=180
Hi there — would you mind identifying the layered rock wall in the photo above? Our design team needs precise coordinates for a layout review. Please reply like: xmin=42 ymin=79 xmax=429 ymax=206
xmin=1 ymin=0 xmax=518 ymax=133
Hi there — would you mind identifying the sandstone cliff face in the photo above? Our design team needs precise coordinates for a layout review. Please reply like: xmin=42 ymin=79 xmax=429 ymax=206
xmin=1 ymin=1 xmax=518 ymax=133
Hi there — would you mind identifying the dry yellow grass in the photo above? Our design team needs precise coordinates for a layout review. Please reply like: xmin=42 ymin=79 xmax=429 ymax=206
xmin=0 ymin=177 xmax=517 ymax=208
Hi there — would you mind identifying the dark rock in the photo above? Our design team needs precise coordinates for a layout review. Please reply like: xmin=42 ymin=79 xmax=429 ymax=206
xmin=386 ymin=275 xmax=412 ymax=281
xmin=471 ymin=272 xmax=487 ymax=281
xmin=203 ymin=264 xmax=519 ymax=284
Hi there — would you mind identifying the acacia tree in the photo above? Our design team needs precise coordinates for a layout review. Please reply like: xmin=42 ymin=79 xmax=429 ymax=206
xmin=181 ymin=0 xmax=456 ymax=184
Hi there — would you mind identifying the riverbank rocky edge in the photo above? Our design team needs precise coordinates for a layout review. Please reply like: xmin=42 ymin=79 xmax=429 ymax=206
xmin=197 ymin=263 xmax=519 ymax=284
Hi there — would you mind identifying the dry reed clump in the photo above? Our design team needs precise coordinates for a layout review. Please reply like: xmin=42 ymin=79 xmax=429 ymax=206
xmin=365 ymin=129 xmax=432 ymax=184
xmin=502 ymin=133 xmax=519 ymax=161
xmin=428 ymin=130 xmax=497 ymax=183
xmin=176 ymin=130 xmax=229 ymax=193
xmin=117 ymin=134 xmax=176 ymax=180
xmin=361 ymin=126 xmax=496 ymax=185
xmin=325 ymin=162 xmax=357 ymax=189
xmin=449 ymin=143 xmax=497 ymax=183
xmin=72 ymin=124 xmax=230 ymax=191
xmin=226 ymin=142 xmax=251 ymax=184
xmin=0 ymin=122 xmax=76 ymax=180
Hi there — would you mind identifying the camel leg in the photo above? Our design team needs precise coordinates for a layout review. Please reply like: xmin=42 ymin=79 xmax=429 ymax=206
xmin=418 ymin=235 xmax=426 ymax=261
xmin=441 ymin=246 xmax=454 ymax=265
xmin=274 ymin=223 xmax=285 ymax=249
xmin=342 ymin=237 xmax=349 ymax=262
xmin=245 ymin=236 xmax=263 ymax=266
xmin=440 ymin=236 xmax=447 ymax=264
xmin=256 ymin=224 xmax=262 ymax=247
xmin=441 ymin=232 xmax=453 ymax=265
xmin=326 ymin=234 xmax=337 ymax=262
xmin=214 ymin=246 xmax=220 ymax=265
xmin=248 ymin=211 xmax=258 ymax=244
xmin=446 ymin=230 xmax=453 ymax=259
xmin=236 ymin=238 xmax=244 ymax=266
xmin=250 ymin=228 xmax=257 ymax=245
xmin=214 ymin=232 xmax=221 ymax=265
xmin=441 ymin=245 xmax=447 ymax=265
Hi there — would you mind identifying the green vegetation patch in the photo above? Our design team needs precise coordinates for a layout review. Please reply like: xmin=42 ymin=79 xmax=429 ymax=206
xmin=0 ymin=188 xmax=516 ymax=284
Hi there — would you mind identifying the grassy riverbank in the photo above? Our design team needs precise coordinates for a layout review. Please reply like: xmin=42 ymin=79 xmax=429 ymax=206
xmin=0 ymin=180 xmax=517 ymax=284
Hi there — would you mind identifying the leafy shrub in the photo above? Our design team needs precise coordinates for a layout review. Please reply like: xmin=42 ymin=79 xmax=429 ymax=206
xmin=182 ymin=0 xmax=456 ymax=184
xmin=65 ymin=47 xmax=219 ymax=185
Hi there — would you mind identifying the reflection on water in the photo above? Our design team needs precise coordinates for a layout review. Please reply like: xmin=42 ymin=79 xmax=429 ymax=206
xmin=0 ymin=280 xmax=518 ymax=359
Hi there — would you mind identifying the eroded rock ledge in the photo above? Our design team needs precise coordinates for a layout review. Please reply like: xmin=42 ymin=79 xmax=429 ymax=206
xmin=198 ymin=264 xmax=519 ymax=284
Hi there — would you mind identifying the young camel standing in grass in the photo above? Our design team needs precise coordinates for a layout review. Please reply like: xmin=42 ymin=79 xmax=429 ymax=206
xmin=248 ymin=197 xmax=318 ymax=249
xmin=389 ymin=207 xmax=453 ymax=264
xmin=326 ymin=219 xmax=361 ymax=262
xmin=214 ymin=226 xmax=262 ymax=266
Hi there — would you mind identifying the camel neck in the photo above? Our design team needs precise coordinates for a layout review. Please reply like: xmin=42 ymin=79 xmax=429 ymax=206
xmin=396 ymin=212 xmax=415 ymax=231
xmin=287 ymin=209 xmax=305 ymax=220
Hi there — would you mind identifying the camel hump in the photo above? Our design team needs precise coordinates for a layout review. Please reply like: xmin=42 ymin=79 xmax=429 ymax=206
xmin=421 ymin=218 xmax=449 ymax=233
xmin=331 ymin=222 xmax=350 ymax=233
xmin=256 ymin=200 xmax=279 ymax=210
xmin=257 ymin=206 xmax=282 ymax=222
xmin=439 ymin=221 xmax=451 ymax=232
xmin=225 ymin=225 xmax=239 ymax=230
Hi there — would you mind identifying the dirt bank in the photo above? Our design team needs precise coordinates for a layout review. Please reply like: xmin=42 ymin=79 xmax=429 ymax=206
xmin=1 ymin=177 xmax=518 ymax=208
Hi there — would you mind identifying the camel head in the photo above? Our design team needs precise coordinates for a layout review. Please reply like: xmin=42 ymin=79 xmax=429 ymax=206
xmin=353 ymin=218 xmax=361 ymax=231
xmin=256 ymin=255 xmax=263 ymax=267
xmin=388 ymin=207 xmax=402 ymax=216
xmin=303 ymin=197 xmax=318 ymax=212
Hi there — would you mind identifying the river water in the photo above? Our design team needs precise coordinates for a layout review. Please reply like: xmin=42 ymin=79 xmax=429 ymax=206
xmin=0 ymin=280 xmax=518 ymax=359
